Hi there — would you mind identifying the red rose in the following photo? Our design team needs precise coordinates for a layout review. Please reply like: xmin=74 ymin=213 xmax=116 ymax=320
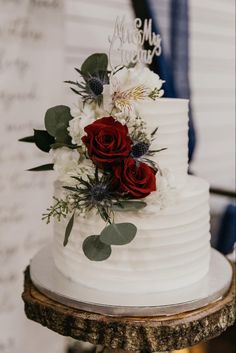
xmin=82 ymin=116 xmax=132 ymax=167
xmin=113 ymin=157 xmax=156 ymax=199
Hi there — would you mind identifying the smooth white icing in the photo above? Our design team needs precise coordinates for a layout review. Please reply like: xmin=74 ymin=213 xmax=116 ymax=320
xmin=53 ymin=175 xmax=211 ymax=293
xmin=137 ymin=98 xmax=189 ymax=189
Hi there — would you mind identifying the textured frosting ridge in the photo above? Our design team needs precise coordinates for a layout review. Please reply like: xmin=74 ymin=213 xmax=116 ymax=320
xmin=53 ymin=175 xmax=211 ymax=293
xmin=137 ymin=98 xmax=189 ymax=189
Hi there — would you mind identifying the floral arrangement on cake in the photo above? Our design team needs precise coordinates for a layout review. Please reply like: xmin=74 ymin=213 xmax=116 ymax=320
xmin=20 ymin=53 xmax=175 ymax=261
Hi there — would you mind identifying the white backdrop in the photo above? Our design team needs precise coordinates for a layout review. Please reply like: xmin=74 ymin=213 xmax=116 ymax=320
xmin=0 ymin=1 xmax=133 ymax=353
xmin=0 ymin=0 xmax=66 ymax=352
xmin=0 ymin=0 xmax=235 ymax=352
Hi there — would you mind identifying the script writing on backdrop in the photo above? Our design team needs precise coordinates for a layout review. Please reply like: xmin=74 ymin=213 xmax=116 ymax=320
xmin=0 ymin=0 xmax=65 ymax=352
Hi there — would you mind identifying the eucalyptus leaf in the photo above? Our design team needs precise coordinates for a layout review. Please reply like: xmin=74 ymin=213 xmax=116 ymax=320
xmin=63 ymin=213 xmax=75 ymax=246
xmin=19 ymin=135 xmax=35 ymax=143
xmin=81 ymin=53 xmax=108 ymax=75
xmin=100 ymin=222 xmax=137 ymax=246
xmin=27 ymin=163 xmax=54 ymax=171
xmin=113 ymin=201 xmax=147 ymax=212
xmin=34 ymin=129 xmax=55 ymax=153
xmin=54 ymin=125 xmax=72 ymax=144
xmin=83 ymin=235 xmax=112 ymax=261
xmin=44 ymin=105 xmax=72 ymax=139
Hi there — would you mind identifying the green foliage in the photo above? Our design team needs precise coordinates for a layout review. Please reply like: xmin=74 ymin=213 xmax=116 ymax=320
xmin=59 ymin=170 xmax=139 ymax=260
xmin=19 ymin=136 xmax=35 ymax=143
xmin=63 ymin=213 xmax=75 ymax=246
xmin=100 ymin=222 xmax=137 ymax=246
xmin=63 ymin=171 xmax=115 ymax=224
xmin=20 ymin=105 xmax=75 ymax=158
xmin=83 ymin=235 xmax=112 ymax=261
xmin=149 ymin=87 xmax=162 ymax=100
xmin=44 ymin=105 xmax=72 ymax=144
xmin=113 ymin=200 xmax=147 ymax=211
xmin=34 ymin=129 xmax=55 ymax=152
xmin=42 ymin=197 xmax=69 ymax=224
xmin=82 ymin=221 xmax=137 ymax=261
xmin=28 ymin=163 xmax=54 ymax=171
xmin=19 ymin=130 xmax=55 ymax=153
xmin=148 ymin=147 xmax=167 ymax=155
xmin=81 ymin=53 xmax=108 ymax=76
xmin=150 ymin=127 xmax=158 ymax=138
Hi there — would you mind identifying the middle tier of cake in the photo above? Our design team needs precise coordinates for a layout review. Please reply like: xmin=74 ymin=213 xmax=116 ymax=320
xmin=53 ymin=175 xmax=211 ymax=293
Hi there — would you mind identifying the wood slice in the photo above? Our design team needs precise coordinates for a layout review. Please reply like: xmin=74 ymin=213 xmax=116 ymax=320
xmin=22 ymin=265 xmax=235 ymax=353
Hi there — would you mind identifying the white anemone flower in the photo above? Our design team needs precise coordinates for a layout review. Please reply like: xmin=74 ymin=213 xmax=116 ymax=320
xmin=51 ymin=146 xmax=96 ymax=186
xmin=68 ymin=99 xmax=96 ymax=145
xmin=50 ymin=147 xmax=81 ymax=182
xmin=144 ymin=169 xmax=178 ymax=211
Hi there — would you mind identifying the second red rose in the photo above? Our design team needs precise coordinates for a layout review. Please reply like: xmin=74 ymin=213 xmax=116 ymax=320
xmin=113 ymin=157 xmax=157 ymax=199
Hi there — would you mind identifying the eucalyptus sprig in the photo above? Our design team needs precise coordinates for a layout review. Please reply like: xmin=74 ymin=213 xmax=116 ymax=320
xmin=19 ymin=105 xmax=76 ymax=171
xmin=43 ymin=168 xmax=148 ymax=261
xmin=42 ymin=197 xmax=70 ymax=224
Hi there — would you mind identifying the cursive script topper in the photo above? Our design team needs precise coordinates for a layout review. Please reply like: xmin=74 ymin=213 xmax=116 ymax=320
xmin=108 ymin=17 xmax=162 ymax=69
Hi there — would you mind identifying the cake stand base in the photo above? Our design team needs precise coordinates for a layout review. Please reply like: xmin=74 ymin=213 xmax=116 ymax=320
xmin=71 ymin=344 xmax=172 ymax=353
xmin=29 ymin=246 xmax=232 ymax=316
xmin=22 ymin=259 xmax=235 ymax=352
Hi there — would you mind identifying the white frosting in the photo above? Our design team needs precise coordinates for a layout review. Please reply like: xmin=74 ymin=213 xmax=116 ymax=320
xmin=52 ymin=98 xmax=211 ymax=294
xmin=53 ymin=175 xmax=211 ymax=293
xmin=137 ymin=98 xmax=189 ymax=189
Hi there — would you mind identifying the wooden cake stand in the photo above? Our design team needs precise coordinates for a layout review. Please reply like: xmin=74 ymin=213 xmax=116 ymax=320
xmin=22 ymin=265 xmax=235 ymax=353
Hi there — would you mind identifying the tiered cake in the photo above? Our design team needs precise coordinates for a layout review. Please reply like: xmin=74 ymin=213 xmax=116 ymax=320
xmin=53 ymin=98 xmax=211 ymax=293
xmin=20 ymin=20 xmax=211 ymax=295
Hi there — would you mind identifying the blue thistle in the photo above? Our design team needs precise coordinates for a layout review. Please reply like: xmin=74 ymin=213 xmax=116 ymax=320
xmin=65 ymin=69 xmax=108 ymax=105
xmin=63 ymin=169 xmax=118 ymax=223
xmin=131 ymin=142 xmax=150 ymax=158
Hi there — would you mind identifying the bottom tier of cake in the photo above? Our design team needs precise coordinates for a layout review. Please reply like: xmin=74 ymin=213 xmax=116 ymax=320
xmin=53 ymin=175 xmax=211 ymax=293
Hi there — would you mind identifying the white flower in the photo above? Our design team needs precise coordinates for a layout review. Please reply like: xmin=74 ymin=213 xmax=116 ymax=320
xmin=50 ymin=147 xmax=81 ymax=182
xmin=103 ymin=65 xmax=164 ymax=119
xmin=68 ymin=99 xmax=95 ymax=145
xmin=70 ymin=158 xmax=95 ymax=182
xmin=145 ymin=169 xmax=178 ymax=210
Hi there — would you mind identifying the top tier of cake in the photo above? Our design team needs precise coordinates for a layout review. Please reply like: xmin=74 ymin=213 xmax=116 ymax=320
xmin=138 ymin=98 xmax=189 ymax=189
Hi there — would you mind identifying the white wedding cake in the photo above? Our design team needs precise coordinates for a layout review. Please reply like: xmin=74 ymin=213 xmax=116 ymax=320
xmin=21 ymin=19 xmax=211 ymax=295
xmin=52 ymin=98 xmax=211 ymax=293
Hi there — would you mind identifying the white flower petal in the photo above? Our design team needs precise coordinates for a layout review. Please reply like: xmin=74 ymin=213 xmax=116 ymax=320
xmin=68 ymin=101 xmax=96 ymax=145
xmin=50 ymin=147 xmax=81 ymax=181
xmin=110 ymin=65 xmax=164 ymax=118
